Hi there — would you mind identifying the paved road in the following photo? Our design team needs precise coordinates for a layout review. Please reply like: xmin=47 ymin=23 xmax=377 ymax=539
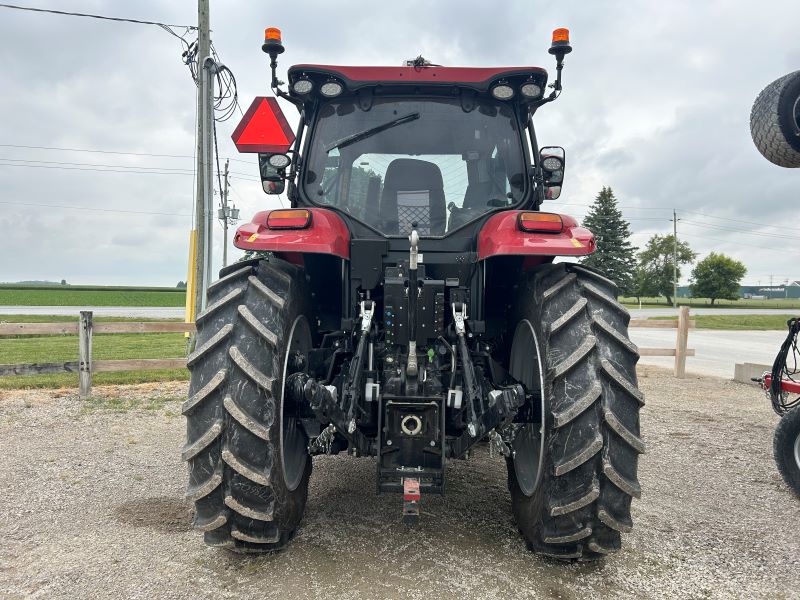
xmin=0 ymin=305 xmax=185 ymax=318
xmin=630 ymin=327 xmax=785 ymax=378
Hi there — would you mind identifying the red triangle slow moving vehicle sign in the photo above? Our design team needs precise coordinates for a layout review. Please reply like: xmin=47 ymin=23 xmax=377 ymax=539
xmin=231 ymin=97 xmax=296 ymax=153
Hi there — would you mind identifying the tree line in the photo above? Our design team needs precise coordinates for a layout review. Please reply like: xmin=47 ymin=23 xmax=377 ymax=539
xmin=580 ymin=187 xmax=747 ymax=305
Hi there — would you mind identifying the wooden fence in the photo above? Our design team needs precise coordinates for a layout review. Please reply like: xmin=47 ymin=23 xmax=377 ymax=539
xmin=628 ymin=306 xmax=695 ymax=378
xmin=0 ymin=311 xmax=195 ymax=397
xmin=0 ymin=307 xmax=695 ymax=397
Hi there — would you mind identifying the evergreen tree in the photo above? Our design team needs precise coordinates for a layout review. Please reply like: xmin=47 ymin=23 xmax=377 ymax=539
xmin=581 ymin=187 xmax=638 ymax=294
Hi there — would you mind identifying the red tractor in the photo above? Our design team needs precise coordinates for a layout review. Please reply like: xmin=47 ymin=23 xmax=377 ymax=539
xmin=183 ymin=27 xmax=644 ymax=560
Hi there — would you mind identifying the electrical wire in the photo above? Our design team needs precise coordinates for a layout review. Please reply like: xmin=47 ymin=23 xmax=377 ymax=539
xmin=0 ymin=3 xmax=197 ymax=29
xmin=0 ymin=157 xmax=195 ymax=172
xmin=0 ymin=159 xmax=261 ymax=180
xmin=182 ymin=40 xmax=242 ymax=123
xmin=0 ymin=199 xmax=191 ymax=217
xmin=680 ymin=219 xmax=798 ymax=241
xmin=770 ymin=318 xmax=800 ymax=416
xmin=0 ymin=143 xmax=254 ymax=165
xmin=0 ymin=162 xmax=197 ymax=176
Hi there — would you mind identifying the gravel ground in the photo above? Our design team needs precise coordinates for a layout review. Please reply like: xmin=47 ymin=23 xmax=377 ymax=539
xmin=1 ymin=367 xmax=798 ymax=600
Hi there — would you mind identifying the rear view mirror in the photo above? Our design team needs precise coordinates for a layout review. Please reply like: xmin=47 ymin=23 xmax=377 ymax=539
xmin=262 ymin=180 xmax=286 ymax=195
xmin=259 ymin=154 xmax=287 ymax=196
xmin=539 ymin=146 xmax=565 ymax=200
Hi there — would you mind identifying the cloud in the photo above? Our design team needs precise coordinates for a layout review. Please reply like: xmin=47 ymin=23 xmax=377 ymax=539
xmin=0 ymin=0 xmax=798 ymax=286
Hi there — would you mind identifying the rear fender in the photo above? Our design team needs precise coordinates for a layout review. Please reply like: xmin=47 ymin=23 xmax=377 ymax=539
xmin=477 ymin=211 xmax=595 ymax=260
xmin=233 ymin=208 xmax=350 ymax=260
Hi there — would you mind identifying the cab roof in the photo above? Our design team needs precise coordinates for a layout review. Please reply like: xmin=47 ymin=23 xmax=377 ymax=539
xmin=287 ymin=64 xmax=548 ymax=93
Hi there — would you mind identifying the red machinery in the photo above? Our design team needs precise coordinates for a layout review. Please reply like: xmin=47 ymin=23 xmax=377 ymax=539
xmin=755 ymin=318 xmax=800 ymax=496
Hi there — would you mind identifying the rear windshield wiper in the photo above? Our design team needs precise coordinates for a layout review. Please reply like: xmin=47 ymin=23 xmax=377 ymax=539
xmin=324 ymin=112 xmax=420 ymax=152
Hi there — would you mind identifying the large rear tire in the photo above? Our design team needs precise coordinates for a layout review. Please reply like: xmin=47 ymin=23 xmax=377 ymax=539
xmin=507 ymin=264 xmax=644 ymax=560
xmin=750 ymin=70 xmax=800 ymax=168
xmin=774 ymin=405 xmax=800 ymax=496
xmin=183 ymin=258 xmax=312 ymax=552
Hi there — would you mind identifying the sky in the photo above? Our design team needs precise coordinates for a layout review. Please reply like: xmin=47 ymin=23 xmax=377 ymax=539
xmin=0 ymin=0 xmax=799 ymax=287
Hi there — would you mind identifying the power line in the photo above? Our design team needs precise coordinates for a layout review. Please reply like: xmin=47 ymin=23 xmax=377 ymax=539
xmin=0 ymin=200 xmax=191 ymax=217
xmin=679 ymin=231 xmax=800 ymax=254
xmin=0 ymin=3 xmax=196 ymax=29
xmin=0 ymin=158 xmax=196 ymax=172
xmin=0 ymin=160 xmax=260 ymax=180
xmin=679 ymin=209 xmax=783 ymax=228
xmin=0 ymin=161 xmax=197 ymax=176
xmin=680 ymin=219 xmax=798 ymax=241
xmin=0 ymin=143 xmax=255 ymax=165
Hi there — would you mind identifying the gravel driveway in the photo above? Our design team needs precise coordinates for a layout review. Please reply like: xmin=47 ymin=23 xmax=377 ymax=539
xmin=0 ymin=367 xmax=798 ymax=599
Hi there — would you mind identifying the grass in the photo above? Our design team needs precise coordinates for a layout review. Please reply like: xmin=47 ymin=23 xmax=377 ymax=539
xmin=0 ymin=287 xmax=185 ymax=307
xmin=621 ymin=296 xmax=800 ymax=309
xmin=0 ymin=314 xmax=189 ymax=389
xmin=0 ymin=332 xmax=188 ymax=365
xmin=649 ymin=314 xmax=796 ymax=330
xmin=79 ymin=393 xmax=184 ymax=413
xmin=0 ymin=314 xmax=181 ymax=323
xmin=0 ymin=369 xmax=189 ymax=390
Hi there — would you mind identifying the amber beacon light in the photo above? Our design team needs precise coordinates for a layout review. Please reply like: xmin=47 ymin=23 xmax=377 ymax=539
xmin=262 ymin=27 xmax=285 ymax=56
xmin=549 ymin=28 xmax=572 ymax=55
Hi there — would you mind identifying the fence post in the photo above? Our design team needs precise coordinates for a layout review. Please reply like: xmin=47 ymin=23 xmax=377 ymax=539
xmin=79 ymin=311 xmax=93 ymax=397
xmin=674 ymin=306 xmax=689 ymax=378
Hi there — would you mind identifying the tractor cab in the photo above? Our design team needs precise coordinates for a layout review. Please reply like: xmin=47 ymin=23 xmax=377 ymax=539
xmin=289 ymin=64 xmax=548 ymax=239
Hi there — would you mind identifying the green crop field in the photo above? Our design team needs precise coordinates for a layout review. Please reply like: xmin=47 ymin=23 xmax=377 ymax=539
xmin=649 ymin=314 xmax=796 ymax=331
xmin=0 ymin=286 xmax=185 ymax=307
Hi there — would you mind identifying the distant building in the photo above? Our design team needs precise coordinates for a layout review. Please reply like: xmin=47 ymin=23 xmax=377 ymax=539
xmin=677 ymin=282 xmax=800 ymax=299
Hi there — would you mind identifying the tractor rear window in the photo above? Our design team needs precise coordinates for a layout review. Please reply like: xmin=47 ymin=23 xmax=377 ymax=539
xmin=303 ymin=97 xmax=526 ymax=236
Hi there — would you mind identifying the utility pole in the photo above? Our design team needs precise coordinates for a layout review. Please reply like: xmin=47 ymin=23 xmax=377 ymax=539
xmin=222 ymin=159 xmax=230 ymax=268
xmin=217 ymin=159 xmax=239 ymax=269
xmin=192 ymin=0 xmax=214 ymax=316
xmin=672 ymin=209 xmax=678 ymax=309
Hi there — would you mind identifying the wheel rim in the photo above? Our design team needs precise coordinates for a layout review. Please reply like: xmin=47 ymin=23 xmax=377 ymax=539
xmin=794 ymin=430 xmax=800 ymax=471
xmin=509 ymin=319 xmax=546 ymax=497
xmin=280 ymin=315 xmax=312 ymax=492
xmin=793 ymin=94 xmax=800 ymax=134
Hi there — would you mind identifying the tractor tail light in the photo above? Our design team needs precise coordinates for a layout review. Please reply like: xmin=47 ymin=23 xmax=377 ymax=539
xmin=518 ymin=212 xmax=563 ymax=233
xmin=267 ymin=209 xmax=312 ymax=229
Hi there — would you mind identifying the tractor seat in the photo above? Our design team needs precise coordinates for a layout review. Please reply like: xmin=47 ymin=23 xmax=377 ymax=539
xmin=379 ymin=158 xmax=447 ymax=236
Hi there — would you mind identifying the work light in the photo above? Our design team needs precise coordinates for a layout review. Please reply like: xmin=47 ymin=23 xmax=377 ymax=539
xmin=292 ymin=78 xmax=314 ymax=94
xmin=267 ymin=153 xmax=292 ymax=169
xmin=320 ymin=81 xmax=344 ymax=97
xmin=541 ymin=156 xmax=563 ymax=171
xmin=491 ymin=84 xmax=514 ymax=100
xmin=520 ymin=82 xmax=542 ymax=99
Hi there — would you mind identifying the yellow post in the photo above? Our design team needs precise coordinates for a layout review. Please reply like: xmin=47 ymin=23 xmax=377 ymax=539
xmin=185 ymin=229 xmax=198 ymax=337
